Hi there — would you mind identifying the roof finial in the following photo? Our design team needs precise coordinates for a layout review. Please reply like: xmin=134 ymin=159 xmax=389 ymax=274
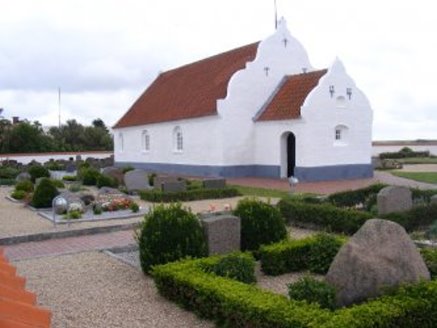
xmin=274 ymin=0 xmax=278 ymax=30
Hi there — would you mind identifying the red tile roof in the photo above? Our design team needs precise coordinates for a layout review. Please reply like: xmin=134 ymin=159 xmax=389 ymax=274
xmin=114 ymin=42 xmax=260 ymax=128
xmin=256 ymin=69 xmax=327 ymax=121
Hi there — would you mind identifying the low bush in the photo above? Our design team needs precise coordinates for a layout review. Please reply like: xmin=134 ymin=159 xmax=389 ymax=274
xmin=93 ymin=204 xmax=103 ymax=215
xmin=130 ymin=202 xmax=139 ymax=213
xmin=233 ymin=198 xmax=287 ymax=251
xmin=96 ymin=174 xmax=118 ymax=188
xmin=65 ymin=210 xmax=82 ymax=220
xmin=327 ymin=183 xmax=386 ymax=209
xmin=288 ymin=275 xmax=337 ymax=310
xmin=380 ymin=147 xmax=430 ymax=159
xmin=31 ymin=178 xmax=59 ymax=208
xmin=148 ymin=172 xmax=157 ymax=186
xmin=278 ymin=198 xmax=372 ymax=234
xmin=140 ymin=187 xmax=240 ymax=202
xmin=62 ymin=175 xmax=77 ymax=182
xmin=420 ymin=248 xmax=437 ymax=279
xmin=44 ymin=161 xmax=64 ymax=171
xmin=15 ymin=180 xmax=34 ymax=193
xmin=152 ymin=256 xmax=437 ymax=328
xmin=0 ymin=178 xmax=16 ymax=185
xmin=50 ymin=179 xmax=65 ymax=189
xmin=0 ymin=166 xmax=20 ymax=179
xmin=81 ymin=168 xmax=101 ymax=186
xmin=259 ymin=233 xmax=345 ymax=276
xmin=199 ymin=252 xmax=256 ymax=284
xmin=382 ymin=203 xmax=437 ymax=232
xmin=28 ymin=165 xmax=50 ymax=182
xmin=11 ymin=190 xmax=26 ymax=200
xmin=411 ymin=188 xmax=437 ymax=204
xmin=137 ymin=203 xmax=207 ymax=274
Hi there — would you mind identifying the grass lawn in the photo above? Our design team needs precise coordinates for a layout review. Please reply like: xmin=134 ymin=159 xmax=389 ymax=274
xmin=397 ymin=157 xmax=437 ymax=164
xmin=391 ymin=171 xmax=437 ymax=184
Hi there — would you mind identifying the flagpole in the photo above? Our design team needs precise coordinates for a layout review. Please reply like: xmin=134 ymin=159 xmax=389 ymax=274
xmin=274 ymin=0 xmax=278 ymax=30
xmin=58 ymin=87 xmax=61 ymax=128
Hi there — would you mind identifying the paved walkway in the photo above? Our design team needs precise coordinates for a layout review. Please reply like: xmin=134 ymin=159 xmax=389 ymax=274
xmin=5 ymin=230 xmax=135 ymax=261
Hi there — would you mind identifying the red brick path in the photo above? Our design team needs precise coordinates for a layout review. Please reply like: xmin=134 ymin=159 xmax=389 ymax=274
xmin=5 ymin=230 xmax=135 ymax=261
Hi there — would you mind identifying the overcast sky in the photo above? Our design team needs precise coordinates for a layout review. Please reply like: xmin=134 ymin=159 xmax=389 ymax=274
xmin=0 ymin=0 xmax=436 ymax=140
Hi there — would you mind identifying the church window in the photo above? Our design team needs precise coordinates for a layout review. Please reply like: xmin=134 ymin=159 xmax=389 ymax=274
xmin=334 ymin=125 xmax=348 ymax=145
xmin=142 ymin=130 xmax=150 ymax=152
xmin=119 ymin=133 xmax=124 ymax=152
xmin=173 ymin=126 xmax=183 ymax=152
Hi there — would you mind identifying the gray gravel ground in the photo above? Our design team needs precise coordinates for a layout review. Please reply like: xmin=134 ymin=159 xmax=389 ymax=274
xmin=15 ymin=251 xmax=213 ymax=328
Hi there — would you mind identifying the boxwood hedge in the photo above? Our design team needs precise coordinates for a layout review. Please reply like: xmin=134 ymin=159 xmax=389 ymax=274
xmin=140 ymin=187 xmax=240 ymax=202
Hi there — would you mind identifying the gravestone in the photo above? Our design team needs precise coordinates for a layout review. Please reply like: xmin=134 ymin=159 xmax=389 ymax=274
xmin=124 ymin=169 xmax=151 ymax=192
xmin=101 ymin=166 xmax=124 ymax=185
xmin=154 ymin=176 xmax=179 ymax=190
xmin=377 ymin=186 xmax=413 ymax=215
xmin=15 ymin=172 xmax=31 ymax=182
xmin=65 ymin=162 xmax=76 ymax=173
xmin=326 ymin=219 xmax=430 ymax=307
xmin=201 ymin=214 xmax=241 ymax=255
xmin=431 ymin=195 xmax=437 ymax=206
xmin=203 ymin=178 xmax=226 ymax=189
xmin=162 ymin=181 xmax=186 ymax=193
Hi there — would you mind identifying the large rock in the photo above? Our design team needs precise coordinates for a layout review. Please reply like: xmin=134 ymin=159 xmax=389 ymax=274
xmin=377 ymin=185 xmax=413 ymax=215
xmin=326 ymin=219 xmax=430 ymax=307
xmin=101 ymin=167 xmax=124 ymax=185
xmin=123 ymin=169 xmax=151 ymax=192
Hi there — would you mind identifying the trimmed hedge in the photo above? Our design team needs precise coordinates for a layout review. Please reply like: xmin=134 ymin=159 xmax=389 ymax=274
xmin=288 ymin=275 xmax=337 ymax=310
xmin=152 ymin=256 xmax=437 ymax=328
xmin=277 ymin=198 xmax=372 ymax=234
xmin=411 ymin=188 xmax=437 ymax=204
xmin=382 ymin=203 xmax=437 ymax=232
xmin=0 ymin=178 xmax=16 ymax=185
xmin=420 ymin=248 xmax=437 ymax=279
xmin=380 ymin=147 xmax=430 ymax=159
xmin=140 ymin=187 xmax=240 ymax=202
xmin=259 ymin=234 xmax=345 ymax=276
xmin=198 ymin=252 xmax=256 ymax=284
xmin=233 ymin=198 xmax=287 ymax=251
xmin=327 ymin=184 xmax=386 ymax=208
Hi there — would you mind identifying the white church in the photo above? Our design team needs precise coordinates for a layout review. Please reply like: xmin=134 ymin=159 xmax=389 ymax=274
xmin=113 ymin=19 xmax=373 ymax=182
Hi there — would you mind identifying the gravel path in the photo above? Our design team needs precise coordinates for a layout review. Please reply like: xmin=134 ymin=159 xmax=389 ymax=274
xmin=14 ymin=251 xmax=213 ymax=328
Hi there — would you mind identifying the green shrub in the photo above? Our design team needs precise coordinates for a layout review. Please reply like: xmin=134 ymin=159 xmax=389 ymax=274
xmin=327 ymin=183 xmax=386 ymax=209
xmin=380 ymin=147 xmax=430 ymax=159
xmin=0 ymin=166 xmax=20 ymax=179
xmin=121 ymin=166 xmax=135 ymax=173
xmin=278 ymin=198 xmax=372 ymax=234
xmin=130 ymin=202 xmax=140 ymax=213
xmin=44 ymin=161 xmax=64 ymax=171
xmin=0 ymin=178 xmax=16 ymax=185
xmin=140 ymin=187 xmax=240 ymax=202
xmin=65 ymin=209 xmax=82 ymax=220
xmin=200 ymin=252 xmax=256 ymax=284
xmin=11 ymin=190 xmax=26 ymax=200
xmin=96 ymin=174 xmax=118 ymax=188
xmin=425 ymin=221 xmax=437 ymax=240
xmin=421 ymin=248 xmax=437 ymax=279
xmin=411 ymin=188 xmax=437 ymax=204
xmin=28 ymin=165 xmax=50 ymax=182
xmin=148 ymin=172 xmax=157 ymax=186
xmin=382 ymin=203 xmax=437 ymax=232
xmin=31 ymin=178 xmax=59 ymax=208
xmin=81 ymin=168 xmax=101 ymax=186
xmin=15 ymin=180 xmax=34 ymax=193
xmin=93 ymin=204 xmax=103 ymax=215
xmin=233 ymin=198 xmax=287 ymax=251
xmin=288 ymin=275 xmax=337 ymax=310
xmin=68 ymin=183 xmax=82 ymax=193
xmin=152 ymin=256 xmax=437 ymax=328
xmin=62 ymin=175 xmax=77 ymax=181
xmin=259 ymin=234 xmax=345 ymax=276
xmin=50 ymin=179 xmax=65 ymax=189
xmin=137 ymin=203 xmax=207 ymax=274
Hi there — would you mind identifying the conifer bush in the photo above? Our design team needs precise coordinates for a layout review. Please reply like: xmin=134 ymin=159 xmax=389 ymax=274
xmin=233 ymin=198 xmax=287 ymax=251
xmin=28 ymin=165 xmax=50 ymax=182
xmin=137 ymin=203 xmax=207 ymax=274
xmin=31 ymin=178 xmax=59 ymax=208
xmin=15 ymin=180 xmax=34 ymax=193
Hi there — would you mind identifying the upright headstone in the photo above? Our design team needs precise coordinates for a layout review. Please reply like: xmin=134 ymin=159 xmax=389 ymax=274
xmin=326 ymin=219 xmax=430 ymax=307
xmin=124 ymin=169 xmax=151 ymax=192
xmin=65 ymin=162 xmax=76 ymax=173
xmin=154 ymin=176 xmax=179 ymax=190
xmin=162 ymin=181 xmax=186 ymax=193
xmin=101 ymin=166 xmax=124 ymax=185
xmin=431 ymin=195 xmax=437 ymax=206
xmin=377 ymin=186 xmax=413 ymax=215
xmin=203 ymin=178 xmax=226 ymax=189
xmin=201 ymin=214 xmax=241 ymax=255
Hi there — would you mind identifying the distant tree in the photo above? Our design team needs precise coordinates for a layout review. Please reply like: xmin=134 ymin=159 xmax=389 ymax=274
xmin=0 ymin=119 xmax=12 ymax=152
xmin=7 ymin=121 xmax=54 ymax=153
xmin=92 ymin=118 xmax=108 ymax=132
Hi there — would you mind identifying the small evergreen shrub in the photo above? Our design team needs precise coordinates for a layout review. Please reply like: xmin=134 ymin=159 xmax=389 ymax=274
xmin=62 ymin=175 xmax=77 ymax=182
xmin=65 ymin=210 xmax=82 ymax=220
xmin=28 ymin=165 xmax=50 ymax=182
xmin=81 ymin=168 xmax=101 ymax=186
xmin=277 ymin=198 xmax=372 ymax=234
xmin=93 ymin=204 xmax=103 ymax=215
xmin=233 ymin=198 xmax=287 ymax=251
xmin=50 ymin=179 xmax=65 ymax=189
xmin=44 ymin=161 xmax=64 ymax=171
xmin=15 ymin=180 xmax=34 ymax=193
xmin=130 ymin=202 xmax=140 ymax=213
xmin=148 ymin=172 xmax=157 ymax=186
xmin=308 ymin=233 xmax=345 ymax=274
xmin=421 ymin=248 xmax=437 ymax=279
xmin=96 ymin=174 xmax=118 ymax=188
xmin=411 ymin=188 xmax=437 ymax=204
xmin=31 ymin=178 xmax=59 ymax=208
xmin=288 ymin=275 xmax=337 ymax=310
xmin=200 ymin=252 xmax=256 ymax=284
xmin=0 ymin=166 xmax=20 ymax=179
xmin=11 ymin=190 xmax=26 ymax=200
xmin=137 ymin=203 xmax=207 ymax=274
xmin=425 ymin=221 xmax=437 ymax=240
xmin=68 ymin=183 xmax=82 ymax=193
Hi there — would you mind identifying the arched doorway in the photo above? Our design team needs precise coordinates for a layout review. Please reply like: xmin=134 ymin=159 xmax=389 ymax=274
xmin=280 ymin=132 xmax=296 ymax=178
